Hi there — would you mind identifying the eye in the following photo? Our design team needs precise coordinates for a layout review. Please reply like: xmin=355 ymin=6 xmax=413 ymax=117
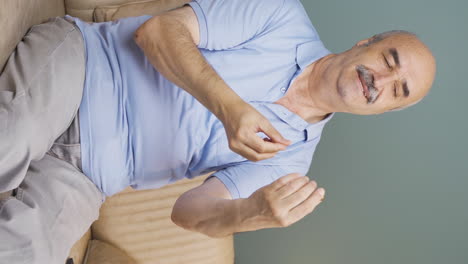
xmin=383 ymin=54 xmax=391 ymax=69
xmin=393 ymin=83 xmax=397 ymax=98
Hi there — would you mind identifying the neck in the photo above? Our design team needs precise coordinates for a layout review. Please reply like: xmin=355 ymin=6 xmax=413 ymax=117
xmin=275 ymin=54 xmax=336 ymax=123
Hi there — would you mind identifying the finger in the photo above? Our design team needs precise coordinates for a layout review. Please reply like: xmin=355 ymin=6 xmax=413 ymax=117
xmin=269 ymin=173 xmax=302 ymax=191
xmin=281 ymin=180 xmax=318 ymax=210
xmin=260 ymin=121 xmax=291 ymax=146
xmin=244 ymin=135 xmax=286 ymax=154
xmin=288 ymin=188 xmax=325 ymax=223
xmin=234 ymin=143 xmax=277 ymax=162
xmin=262 ymin=141 xmax=288 ymax=152
xmin=275 ymin=176 xmax=310 ymax=199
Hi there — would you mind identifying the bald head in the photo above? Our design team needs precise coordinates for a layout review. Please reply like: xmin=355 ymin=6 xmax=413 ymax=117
xmin=367 ymin=31 xmax=436 ymax=109
xmin=316 ymin=29 xmax=436 ymax=115
xmin=365 ymin=30 xmax=417 ymax=46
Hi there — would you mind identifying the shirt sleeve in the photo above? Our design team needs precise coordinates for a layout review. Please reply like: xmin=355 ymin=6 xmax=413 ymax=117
xmin=187 ymin=0 xmax=286 ymax=50
xmin=210 ymin=163 xmax=307 ymax=199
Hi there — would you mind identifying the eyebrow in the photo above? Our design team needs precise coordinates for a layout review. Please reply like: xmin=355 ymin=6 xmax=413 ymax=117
xmin=402 ymin=82 xmax=410 ymax=97
xmin=389 ymin=48 xmax=400 ymax=67
xmin=389 ymin=48 xmax=410 ymax=98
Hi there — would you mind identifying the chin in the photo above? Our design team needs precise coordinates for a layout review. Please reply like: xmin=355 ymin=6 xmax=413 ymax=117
xmin=337 ymin=67 xmax=358 ymax=97
xmin=336 ymin=84 xmax=360 ymax=109
xmin=336 ymin=77 xmax=352 ymax=101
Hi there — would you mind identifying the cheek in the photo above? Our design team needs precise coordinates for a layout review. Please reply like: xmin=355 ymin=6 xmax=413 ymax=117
xmin=337 ymin=68 xmax=361 ymax=102
xmin=335 ymin=65 xmax=352 ymax=94
xmin=368 ymin=96 xmax=399 ymax=114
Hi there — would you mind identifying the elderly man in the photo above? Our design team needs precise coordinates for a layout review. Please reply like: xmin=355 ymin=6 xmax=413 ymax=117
xmin=0 ymin=0 xmax=435 ymax=263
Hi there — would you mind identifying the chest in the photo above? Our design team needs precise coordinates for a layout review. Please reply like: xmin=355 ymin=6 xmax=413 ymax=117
xmin=201 ymin=47 xmax=299 ymax=102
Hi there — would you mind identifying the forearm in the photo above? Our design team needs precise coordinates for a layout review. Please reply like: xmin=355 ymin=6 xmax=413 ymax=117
xmin=134 ymin=12 xmax=244 ymax=121
xmin=171 ymin=193 xmax=268 ymax=238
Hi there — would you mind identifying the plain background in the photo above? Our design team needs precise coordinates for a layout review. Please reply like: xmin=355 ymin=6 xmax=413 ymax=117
xmin=234 ymin=0 xmax=468 ymax=263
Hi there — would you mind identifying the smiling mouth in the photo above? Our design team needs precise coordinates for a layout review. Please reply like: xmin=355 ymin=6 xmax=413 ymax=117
xmin=357 ymin=69 xmax=370 ymax=100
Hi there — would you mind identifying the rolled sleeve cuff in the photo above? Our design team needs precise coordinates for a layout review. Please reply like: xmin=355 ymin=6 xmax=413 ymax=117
xmin=211 ymin=171 xmax=241 ymax=199
xmin=188 ymin=1 xmax=208 ymax=49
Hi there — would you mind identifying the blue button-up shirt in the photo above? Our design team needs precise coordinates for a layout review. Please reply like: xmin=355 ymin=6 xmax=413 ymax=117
xmin=69 ymin=0 xmax=333 ymax=198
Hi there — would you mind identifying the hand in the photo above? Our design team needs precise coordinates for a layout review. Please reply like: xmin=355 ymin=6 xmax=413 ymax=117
xmin=220 ymin=101 xmax=291 ymax=161
xmin=246 ymin=173 xmax=325 ymax=229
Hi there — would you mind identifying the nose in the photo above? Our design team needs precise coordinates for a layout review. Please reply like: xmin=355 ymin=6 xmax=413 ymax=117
xmin=373 ymin=71 xmax=399 ymax=89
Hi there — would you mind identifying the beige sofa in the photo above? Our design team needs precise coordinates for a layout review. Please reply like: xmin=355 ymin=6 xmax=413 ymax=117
xmin=0 ymin=1 xmax=234 ymax=263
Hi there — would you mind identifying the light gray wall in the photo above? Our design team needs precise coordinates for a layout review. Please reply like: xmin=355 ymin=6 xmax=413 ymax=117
xmin=234 ymin=0 xmax=468 ymax=263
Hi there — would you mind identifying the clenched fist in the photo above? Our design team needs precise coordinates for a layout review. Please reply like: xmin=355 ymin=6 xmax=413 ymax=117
xmin=243 ymin=173 xmax=325 ymax=229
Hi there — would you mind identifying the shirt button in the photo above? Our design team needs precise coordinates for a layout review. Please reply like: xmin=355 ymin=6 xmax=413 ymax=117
xmin=280 ymin=87 xmax=286 ymax=93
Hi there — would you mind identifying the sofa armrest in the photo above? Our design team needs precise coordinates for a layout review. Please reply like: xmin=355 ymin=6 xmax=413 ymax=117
xmin=65 ymin=0 xmax=189 ymax=22
xmin=68 ymin=229 xmax=92 ymax=264
xmin=89 ymin=175 xmax=234 ymax=264
xmin=93 ymin=0 xmax=190 ymax=22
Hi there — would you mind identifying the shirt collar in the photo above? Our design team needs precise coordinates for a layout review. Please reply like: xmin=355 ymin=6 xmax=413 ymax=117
xmin=264 ymin=103 xmax=334 ymax=142
xmin=296 ymin=40 xmax=331 ymax=70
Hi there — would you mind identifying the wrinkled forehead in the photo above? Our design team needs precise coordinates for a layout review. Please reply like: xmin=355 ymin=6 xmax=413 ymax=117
xmin=382 ymin=35 xmax=436 ymax=102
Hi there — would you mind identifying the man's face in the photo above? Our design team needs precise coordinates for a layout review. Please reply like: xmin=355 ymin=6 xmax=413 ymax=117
xmin=327 ymin=34 xmax=436 ymax=115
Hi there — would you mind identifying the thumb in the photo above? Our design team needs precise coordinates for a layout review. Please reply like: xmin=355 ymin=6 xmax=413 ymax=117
xmin=260 ymin=121 xmax=291 ymax=146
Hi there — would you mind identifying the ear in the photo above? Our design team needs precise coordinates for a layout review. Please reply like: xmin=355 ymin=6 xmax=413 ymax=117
xmin=355 ymin=36 xmax=375 ymax=47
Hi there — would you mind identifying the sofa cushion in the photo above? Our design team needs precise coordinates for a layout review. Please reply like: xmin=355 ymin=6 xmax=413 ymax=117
xmin=0 ymin=0 xmax=65 ymax=71
xmin=65 ymin=0 xmax=189 ymax=22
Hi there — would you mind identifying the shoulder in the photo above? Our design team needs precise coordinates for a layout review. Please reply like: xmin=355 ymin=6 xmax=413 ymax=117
xmin=191 ymin=0 xmax=287 ymax=16
xmin=278 ymin=0 xmax=314 ymax=26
